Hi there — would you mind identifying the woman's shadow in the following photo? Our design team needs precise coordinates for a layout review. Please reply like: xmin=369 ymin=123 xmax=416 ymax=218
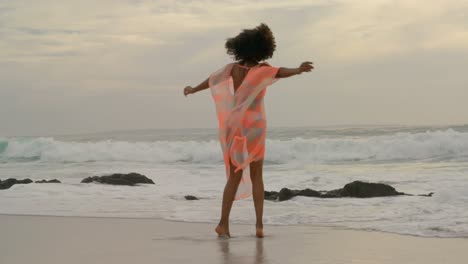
xmin=218 ymin=237 xmax=268 ymax=264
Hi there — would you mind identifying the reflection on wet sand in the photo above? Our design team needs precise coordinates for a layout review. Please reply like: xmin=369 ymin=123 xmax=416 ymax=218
xmin=218 ymin=237 xmax=267 ymax=264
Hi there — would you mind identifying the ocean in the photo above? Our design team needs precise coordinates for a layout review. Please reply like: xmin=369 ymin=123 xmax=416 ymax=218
xmin=1 ymin=125 xmax=468 ymax=238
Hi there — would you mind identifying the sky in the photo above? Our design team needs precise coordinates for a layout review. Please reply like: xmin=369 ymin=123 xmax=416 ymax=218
xmin=1 ymin=0 xmax=468 ymax=136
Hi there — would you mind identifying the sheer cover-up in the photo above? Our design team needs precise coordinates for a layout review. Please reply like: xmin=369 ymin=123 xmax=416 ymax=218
xmin=209 ymin=62 xmax=280 ymax=200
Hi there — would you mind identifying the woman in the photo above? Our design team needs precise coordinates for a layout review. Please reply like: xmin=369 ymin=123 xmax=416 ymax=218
xmin=183 ymin=23 xmax=314 ymax=238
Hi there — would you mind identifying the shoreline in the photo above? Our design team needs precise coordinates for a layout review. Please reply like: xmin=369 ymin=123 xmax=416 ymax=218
xmin=1 ymin=212 xmax=467 ymax=240
xmin=1 ymin=214 xmax=468 ymax=264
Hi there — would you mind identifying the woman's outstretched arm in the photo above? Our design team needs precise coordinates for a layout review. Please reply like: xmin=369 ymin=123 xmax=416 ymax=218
xmin=183 ymin=77 xmax=209 ymax=97
xmin=276 ymin=61 xmax=314 ymax=78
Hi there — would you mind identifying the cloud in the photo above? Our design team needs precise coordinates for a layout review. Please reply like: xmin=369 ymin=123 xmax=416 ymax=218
xmin=3 ymin=0 xmax=466 ymax=64
xmin=0 ymin=1 xmax=336 ymax=61
xmin=1 ymin=0 xmax=468 ymax=135
xmin=299 ymin=0 xmax=468 ymax=63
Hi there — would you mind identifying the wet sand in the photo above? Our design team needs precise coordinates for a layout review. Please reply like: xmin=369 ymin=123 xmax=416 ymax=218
xmin=0 ymin=214 xmax=467 ymax=264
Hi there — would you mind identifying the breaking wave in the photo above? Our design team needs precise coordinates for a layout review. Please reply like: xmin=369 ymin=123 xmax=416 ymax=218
xmin=1 ymin=129 xmax=468 ymax=164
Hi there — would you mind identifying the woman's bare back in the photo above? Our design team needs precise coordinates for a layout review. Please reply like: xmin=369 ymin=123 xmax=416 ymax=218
xmin=230 ymin=63 xmax=270 ymax=93
xmin=231 ymin=65 xmax=249 ymax=93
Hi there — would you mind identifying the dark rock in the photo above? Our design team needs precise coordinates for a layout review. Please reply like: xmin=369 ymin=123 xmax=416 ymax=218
xmin=0 ymin=178 xmax=33 ymax=190
xmin=264 ymin=191 xmax=279 ymax=201
xmin=81 ymin=173 xmax=154 ymax=186
xmin=17 ymin=178 xmax=32 ymax=184
xmin=404 ymin=192 xmax=435 ymax=197
xmin=319 ymin=188 xmax=341 ymax=198
xmin=276 ymin=188 xmax=322 ymax=201
xmin=297 ymin=188 xmax=321 ymax=197
xmin=35 ymin=179 xmax=61 ymax=183
xmin=418 ymin=192 xmax=434 ymax=197
xmin=337 ymin=181 xmax=405 ymax=198
xmin=278 ymin=188 xmax=296 ymax=201
xmin=184 ymin=195 xmax=199 ymax=200
xmin=265 ymin=180 xmax=433 ymax=201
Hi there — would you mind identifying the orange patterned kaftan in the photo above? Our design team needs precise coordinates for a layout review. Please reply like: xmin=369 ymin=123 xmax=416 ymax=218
xmin=208 ymin=62 xmax=280 ymax=200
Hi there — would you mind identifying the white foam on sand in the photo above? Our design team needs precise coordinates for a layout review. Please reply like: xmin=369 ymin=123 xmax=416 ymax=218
xmin=1 ymin=161 xmax=467 ymax=238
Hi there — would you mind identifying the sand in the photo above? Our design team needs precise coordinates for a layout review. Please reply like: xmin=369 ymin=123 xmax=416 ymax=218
xmin=0 ymin=214 xmax=467 ymax=264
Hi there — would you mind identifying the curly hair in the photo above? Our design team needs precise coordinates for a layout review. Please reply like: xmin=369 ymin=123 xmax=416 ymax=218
xmin=225 ymin=23 xmax=276 ymax=63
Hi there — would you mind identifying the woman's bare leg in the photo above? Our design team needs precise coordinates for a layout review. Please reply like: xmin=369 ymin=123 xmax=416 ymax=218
xmin=216 ymin=159 xmax=242 ymax=237
xmin=250 ymin=159 xmax=264 ymax=237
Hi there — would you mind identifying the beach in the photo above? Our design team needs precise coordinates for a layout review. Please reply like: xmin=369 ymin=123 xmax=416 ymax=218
xmin=2 ymin=126 xmax=468 ymax=263
xmin=2 ymin=126 xmax=468 ymax=238
xmin=1 ymin=214 xmax=467 ymax=264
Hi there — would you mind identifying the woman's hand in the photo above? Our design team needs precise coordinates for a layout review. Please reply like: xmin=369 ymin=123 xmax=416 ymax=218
xmin=183 ymin=86 xmax=194 ymax=97
xmin=298 ymin=61 xmax=314 ymax=74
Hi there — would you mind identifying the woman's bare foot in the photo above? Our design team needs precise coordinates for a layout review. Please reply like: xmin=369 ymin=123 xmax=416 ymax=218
xmin=256 ymin=224 xmax=264 ymax=238
xmin=215 ymin=224 xmax=230 ymax=238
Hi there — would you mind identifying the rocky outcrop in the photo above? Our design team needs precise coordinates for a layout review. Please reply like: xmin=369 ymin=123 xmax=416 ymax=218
xmin=327 ymin=181 xmax=404 ymax=198
xmin=264 ymin=191 xmax=280 ymax=201
xmin=184 ymin=195 xmax=199 ymax=200
xmin=0 ymin=178 xmax=33 ymax=190
xmin=266 ymin=188 xmax=322 ymax=201
xmin=81 ymin=173 xmax=154 ymax=186
xmin=35 ymin=179 xmax=61 ymax=183
xmin=265 ymin=188 xmax=321 ymax=201
xmin=265 ymin=181 xmax=434 ymax=201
